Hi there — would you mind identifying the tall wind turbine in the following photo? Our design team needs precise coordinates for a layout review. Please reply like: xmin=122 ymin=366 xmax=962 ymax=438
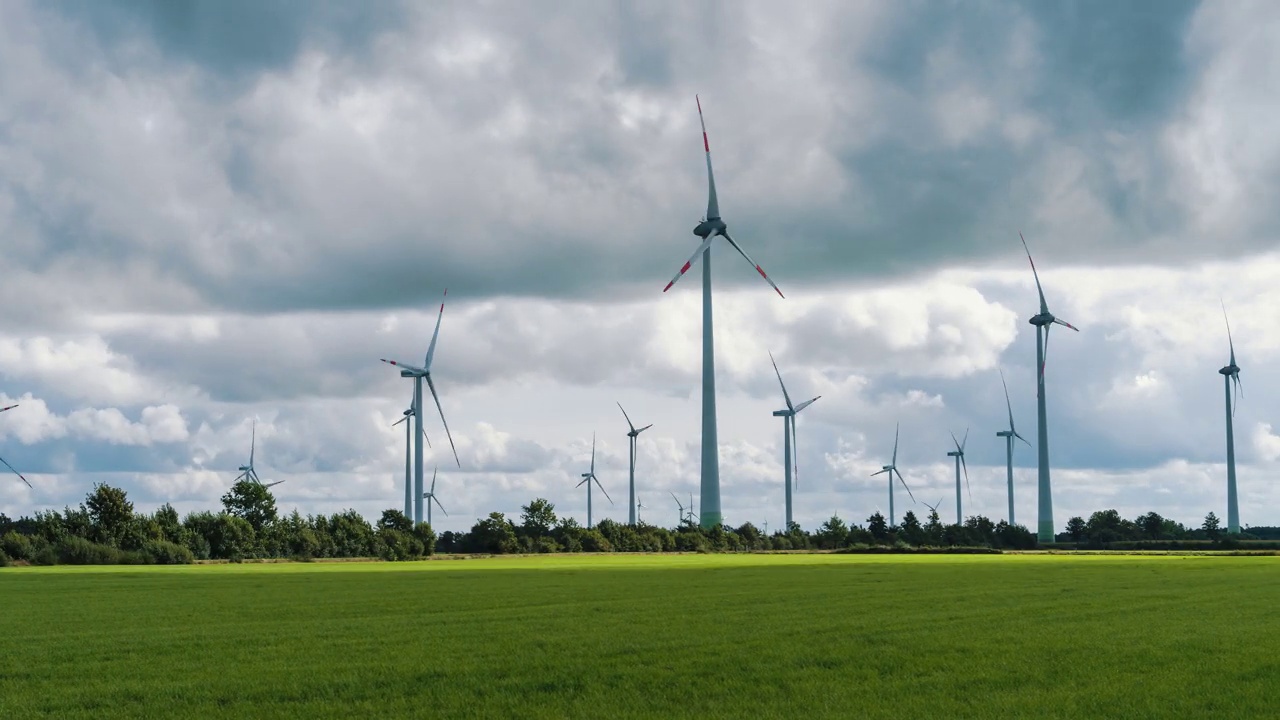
xmin=236 ymin=421 xmax=282 ymax=489
xmin=422 ymin=466 xmax=447 ymax=528
xmin=576 ymin=433 xmax=612 ymax=529
xmin=768 ymin=352 xmax=820 ymax=529
xmin=996 ymin=370 xmax=1032 ymax=525
xmin=1020 ymin=233 xmax=1078 ymax=543
xmin=946 ymin=429 xmax=970 ymax=524
xmin=381 ymin=289 xmax=461 ymax=526
xmin=871 ymin=423 xmax=915 ymax=526
xmin=1220 ymin=303 xmax=1243 ymax=534
xmin=0 ymin=403 xmax=29 ymax=489
xmin=617 ymin=402 xmax=652 ymax=526
xmin=392 ymin=400 xmax=432 ymax=519
xmin=662 ymin=96 xmax=785 ymax=530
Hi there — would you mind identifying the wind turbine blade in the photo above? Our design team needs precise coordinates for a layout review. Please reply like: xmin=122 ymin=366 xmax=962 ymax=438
xmin=594 ymin=476 xmax=613 ymax=504
xmin=264 ymin=480 xmax=284 ymax=488
xmin=670 ymin=490 xmax=681 ymax=507
xmin=425 ymin=375 xmax=460 ymax=468
xmin=895 ymin=468 xmax=916 ymax=503
xmin=430 ymin=466 xmax=437 ymax=494
xmin=617 ymin=402 xmax=636 ymax=433
xmin=1014 ymin=429 xmax=1032 ymax=449
xmin=721 ymin=232 xmax=784 ymax=298
xmin=432 ymin=495 xmax=448 ymax=517
xmin=768 ymin=351 xmax=794 ymax=410
xmin=249 ymin=420 xmax=256 ymax=467
xmin=576 ymin=476 xmax=590 ymax=488
xmin=794 ymin=396 xmax=820 ymax=414
xmin=1052 ymin=317 xmax=1079 ymax=332
xmin=636 ymin=423 xmax=653 ymax=433
xmin=420 ymin=426 xmax=433 ymax=449
xmin=870 ymin=469 xmax=888 ymax=477
xmin=590 ymin=432 xmax=596 ymax=475
xmin=961 ymin=455 xmax=971 ymax=501
xmin=1040 ymin=324 xmax=1052 ymax=381
xmin=391 ymin=415 xmax=408 ymax=427
xmin=697 ymin=95 xmax=719 ymax=221
xmin=961 ymin=427 xmax=969 ymax=453
xmin=0 ymin=455 xmax=31 ymax=488
xmin=1000 ymin=369 xmax=1017 ymax=432
xmin=424 ymin=289 xmax=447 ymax=369
xmin=663 ymin=232 xmax=717 ymax=293
xmin=0 ymin=404 xmax=17 ymax=413
xmin=381 ymin=358 xmax=427 ymax=374
xmin=950 ymin=430 xmax=962 ymax=454
xmin=1019 ymin=232 xmax=1049 ymax=315
xmin=892 ymin=422 xmax=900 ymax=466
xmin=1222 ymin=298 xmax=1237 ymax=366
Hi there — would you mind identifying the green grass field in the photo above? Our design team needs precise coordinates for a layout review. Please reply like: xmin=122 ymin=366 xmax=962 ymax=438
xmin=2 ymin=554 xmax=1277 ymax=718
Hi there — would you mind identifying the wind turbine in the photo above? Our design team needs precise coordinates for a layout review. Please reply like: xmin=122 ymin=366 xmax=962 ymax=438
xmin=870 ymin=423 xmax=915 ymax=526
xmin=381 ymin=289 xmax=461 ymax=526
xmin=392 ymin=399 xmax=432 ymax=519
xmin=769 ymin=352 xmax=820 ymax=530
xmin=947 ymin=428 xmax=970 ymax=524
xmin=422 ymin=466 xmax=447 ymax=528
xmin=617 ymin=402 xmax=653 ymax=526
xmin=1220 ymin=302 xmax=1243 ymax=534
xmin=576 ymin=433 xmax=612 ymax=529
xmin=662 ymin=96 xmax=785 ymax=529
xmin=670 ymin=491 xmax=686 ymax=528
xmin=236 ymin=421 xmax=282 ymax=489
xmin=996 ymin=370 xmax=1032 ymax=525
xmin=636 ymin=496 xmax=647 ymax=524
xmin=923 ymin=498 xmax=943 ymax=521
xmin=0 ymin=403 xmax=29 ymax=489
xmin=1020 ymin=233 xmax=1079 ymax=543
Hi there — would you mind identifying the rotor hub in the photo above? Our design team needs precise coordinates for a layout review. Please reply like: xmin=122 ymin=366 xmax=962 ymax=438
xmin=1029 ymin=312 xmax=1054 ymax=327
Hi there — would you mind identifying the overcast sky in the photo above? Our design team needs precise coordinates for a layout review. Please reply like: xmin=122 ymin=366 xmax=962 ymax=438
xmin=2 ymin=0 xmax=1279 ymax=532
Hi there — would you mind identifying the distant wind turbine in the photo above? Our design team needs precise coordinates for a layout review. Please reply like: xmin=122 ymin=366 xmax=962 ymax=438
xmin=236 ymin=421 xmax=282 ymax=489
xmin=0 ymin=403 xmax=29 ymax=488
xmin=1220 ymin=302 xmax=1243 ymax=534
xmin=636 ymin=496 xmax=647 ymax=524
xmin=946 ymin=428 xmax=970 ymax=524
xmin=422 ymin=466 xmax=447 ymax=528
xmin=617 ymin=402 xmax=653 ymax=526
xmin=662 ymin=96 xmax=785 ymax=529
xmin=996 ymin=370 xmax=1032 ymax=525
xmin=923 ymin=498 xmax=943 ymax=520
xmin=871 ymin=423 xmax=915 ymax=526
xmin=670 ymin=491 xmax=686 ymax=528
xmin=392 ymin=398 xmax=432 ymax=519
xmin=381 ymin=289 xmax=461 ymax=526
xmin=1020 ymin=233 xmax=1079 ymax=543
xmin=769 ymin=352 xmax=820 ymax=529
xmin=576 ymin=434 xmax=612 ymax=529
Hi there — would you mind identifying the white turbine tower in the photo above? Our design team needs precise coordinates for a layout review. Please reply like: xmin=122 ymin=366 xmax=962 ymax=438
xmin=577 ymin=433 xmax=612 ymax=529
xmin=871 ymin=423 xmax=915 ymax=526
xmin=422 ymin=466 xmax=447 ymax=528
xmin=662 ymin=96 xmax=785 ymax=530
xmin=946 ymin=429 xmax=970 ymax=524
xmin=0 ymin=403 xmax=29 ymax=489
xmin=381 ymin=290 xmax=461 ymax=526
xmin=768 ymin=352 xmax=820 ymax=529
xmin=636 ymin=497 xmax=647 ymax=524
xmin=236 ymin=421 xmax=282 ymax=489
xmin=1020 ymin=233 xmax=1079 ymax=543
xmin=617 ymin=402 xmax=653 ymax=526
xmin=1220 ymin=303 xmax=1243 ymax=534
xmin=392 ymin=399 xmax=432 ymax=519
xmin=996 ymin=370 xmax=1031 ymax=525
xmin=670 ymin=491 xmax=686 ymax=528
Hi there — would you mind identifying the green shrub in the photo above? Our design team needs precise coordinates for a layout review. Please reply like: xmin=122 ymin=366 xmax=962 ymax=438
xmin=57 ymin=536 xmax=126 ymax=565
xmin=0 ymin=547 xmax=9 ymax=566
xmin=142 ymin=540 xmax=195 ymax=565
xmin=1 ymin=531 xmax=33 ymax=561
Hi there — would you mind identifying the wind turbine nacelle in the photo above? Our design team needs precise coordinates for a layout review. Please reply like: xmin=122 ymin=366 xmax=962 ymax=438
xmin=237 ymin=465 xmax=250 ymax=472
xmin=693 ymin=218 xmax=726 ymax=238
xmin=400 ymin=370 xmax=416 ymax=378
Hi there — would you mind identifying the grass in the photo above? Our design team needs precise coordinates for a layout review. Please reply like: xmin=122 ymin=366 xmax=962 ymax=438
xmin=1 ymin=553 xmax=1277 ymax=718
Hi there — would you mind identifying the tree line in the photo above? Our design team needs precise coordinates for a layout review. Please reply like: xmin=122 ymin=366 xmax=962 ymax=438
xmin=1 ymin=481 xmax=1273 ymax=566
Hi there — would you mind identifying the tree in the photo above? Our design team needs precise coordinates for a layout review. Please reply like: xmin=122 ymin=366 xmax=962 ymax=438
xmin=153 ymin=504 xmax=182 ymax=543
xmin=377 ymin=509 xmax=414 ymax=534
xmin=814 ymin=515 xmax=849 ymax=549
xmin=221 ymin=479 xmax=278 ymax=533
xmin=1065 ymin=516 xmax=1086 ymax=542
xmin=1136 ymin=511 xmax=1165 ymax=540
xmin=1203 ymin=512 xmax=1222 ymax=541
xmin=520 ymin=498 xmax=558 ymax=539
xmin=866 ymin=512 xmax=888 ymax=541
xmin=470 ymin=512 xmax=519 ymax=554
xmin=85 ymin=483 xmax=133 ymax=547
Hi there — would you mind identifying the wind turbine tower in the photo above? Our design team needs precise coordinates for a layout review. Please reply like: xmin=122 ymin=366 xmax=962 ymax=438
xmin=947 ymin=429 xmax=970 ymax=524
xmin=617 ymin=402 xmax=653 ymax=526
xmin=381 ymin=290 xmax=461 ymax=525
xmin=995 ymin=370 xmax=1031 ymax=525
xmin=576 ymin=434 xmax=612 ymax=529
xmin=1220 ymin=304 xmax=1243 ymax=534
xmin=871 ymin=423 xmax=914 ymax=526
xmin=662 ymin=97 xmax=785 ymax=529
xmin=768 ymin=352 xmax=820 ymax=529
xmin=423 ymin=466 xmax=448 ymax=527
xmin=1020 ymin=233 xmax=1079 ymax=543
xmin=392 ymin=400 xmax=431 ymax=519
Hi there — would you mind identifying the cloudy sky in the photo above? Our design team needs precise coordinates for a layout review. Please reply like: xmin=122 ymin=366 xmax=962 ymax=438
xmin=2 ymin=0 xmax=1278 ymax=532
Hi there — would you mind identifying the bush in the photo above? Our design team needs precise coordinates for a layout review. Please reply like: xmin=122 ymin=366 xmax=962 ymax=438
xmin=142 ymin=540 xmax=195 ymax=565
xmin=1 ymin=531 xmax=33 ymax=561
xmin=57 ymin=536 xmax=133 ymax=565
xmin=0 ymin=548 xmax=9 ymax=566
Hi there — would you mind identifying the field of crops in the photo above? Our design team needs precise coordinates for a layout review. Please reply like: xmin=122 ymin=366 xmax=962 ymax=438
xmin=1 ymin=553 xmax=1276 ymax=718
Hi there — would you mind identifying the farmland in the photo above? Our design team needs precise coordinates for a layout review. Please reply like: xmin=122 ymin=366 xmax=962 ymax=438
xmin=1 ymin=554 xmax=1276 ymax=718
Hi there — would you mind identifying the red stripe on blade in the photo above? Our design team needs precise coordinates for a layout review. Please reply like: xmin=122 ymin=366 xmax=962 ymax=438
xmin=680 ymin=262 xmax=691 ymax=274
xmin=663 ymin=281 xmax=675 ymax=292
xmin=703 ymin=133 xmax=709 ymax=152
